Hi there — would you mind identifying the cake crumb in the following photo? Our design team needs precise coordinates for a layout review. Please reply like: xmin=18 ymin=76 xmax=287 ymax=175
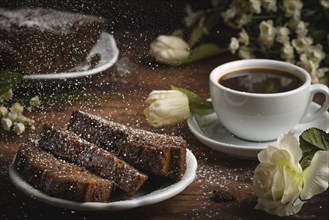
xmin=212 ymin=189 xmax=237 ymax=202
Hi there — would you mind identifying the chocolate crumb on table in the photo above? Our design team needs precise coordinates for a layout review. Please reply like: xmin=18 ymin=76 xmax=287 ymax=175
xmin=212 ymin=189 xmax=237 ymax=203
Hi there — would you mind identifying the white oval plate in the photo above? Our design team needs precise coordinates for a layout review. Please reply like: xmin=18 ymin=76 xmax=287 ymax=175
xmin=23 ymin=32 xmax=119 ymax=80
xmin=187 ymin=103 xmax=329 ymax=159
xmin=9 ymin=149 xmax=197 ymax=211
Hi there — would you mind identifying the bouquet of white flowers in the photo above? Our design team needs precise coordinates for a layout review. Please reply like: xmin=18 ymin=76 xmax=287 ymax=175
xmin=0 ymin=71 xmax=39 ymax=135
xmin=149 ymin=0 xmax=329 ymax=84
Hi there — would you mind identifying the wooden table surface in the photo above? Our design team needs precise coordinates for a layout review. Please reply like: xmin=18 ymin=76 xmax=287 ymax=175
xmin=1 ymin=2 xmax=328 ymax=219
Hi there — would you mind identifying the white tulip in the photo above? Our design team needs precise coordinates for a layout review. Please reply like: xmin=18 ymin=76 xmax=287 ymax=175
xmin=149 ymin=35 xmax=190 ymax=65
xmin=144 ymin=90 xmax=190 ymax=127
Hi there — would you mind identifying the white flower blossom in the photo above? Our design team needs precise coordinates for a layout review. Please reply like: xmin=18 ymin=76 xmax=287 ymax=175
xmin=238 ymin=46 xmax=255 ymax=59
xmin=13 ymin=122 xmax=25 ymax=135
xmin=253 ymin=130 xmax=329 ymax=216
xmin=228 ymin=37 xmax=240 ymax=54
xmin=305 ymin=44 xmax=326 ymax=64
xmin=149 ymin=35 xmax=190 ymax=65
xmin=1 ymin=117 xmax=12 ymax=131
xmin=292 ymin=36 xmax=313 ymax=54
xmin=8 ymin=111 xmax=18 ymax=122
xmin=260 ymin=0 xmax=277 ymax=12
xmin=295 ymin=20 xmax=309 ymax=37
xmin=281 ymin=42 xmax=295 ymax=62
xmin=221 ymin=8 xmax=237 ymax=23
xmin=258 ymin=20 xmax=276 ymax=48
xmin=298 ymin=53 xmax=326 ymax=83
xmin=249 ymin=0 xmax=261 ymax=14
xmin=221 ymin=0 xmax=254 ymax=27
xmin=232 ymin=0 xmax=250 ymax=13
xmin=238 ymin=29 xmax=249 ymax=46
xmin=0 ymin=96 xmax=37 ymax=134
xmin=184 ymin=4 xmax=204 ymax=27
xmin=316 ymin=67 xmax=329 ymax=79
xmin=298 ymin=55 xmax=319 ymax=83
xmin=0 ymin=106 xmax=8 ymax=118
xmin=144 ymin=90 xmax=190 ymax=127
xmin=320 ymin=0 xmax=329 ymax=8
xmin=276 ymin=26 xmax=290 ymax=44
xmin=11 ymin=102 xmax=24 ymax=114
xmin=236 ymin=13 xmax=252 ymax=27
xmin=283 ymin=0 xmax=303 ymax=19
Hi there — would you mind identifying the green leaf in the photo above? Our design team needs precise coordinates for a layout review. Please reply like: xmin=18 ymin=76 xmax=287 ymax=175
xmin=171 ymin=85 xmax=214 ymax=115
xmin=186 ymin=43 xmax=227 ymax=64
xmin=0 ymin=70 xmax=23 ymax=95
xmin=299 ymin=128 xmax=329 ymax=169
xmin=188 ymin=26 xmax=204 ymax=47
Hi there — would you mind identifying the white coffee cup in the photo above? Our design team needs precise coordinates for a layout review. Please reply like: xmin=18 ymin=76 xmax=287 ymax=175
xmin=209 ymin=59 xmax=329 ymax=142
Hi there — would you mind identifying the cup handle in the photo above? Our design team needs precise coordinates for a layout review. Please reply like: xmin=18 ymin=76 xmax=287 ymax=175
xmin=300 ymin=84 xmax=329 ymax=123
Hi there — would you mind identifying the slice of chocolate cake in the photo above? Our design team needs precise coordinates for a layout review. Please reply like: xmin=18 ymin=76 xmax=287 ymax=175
xmin=39 ymin=125 xmax=148 ymax=196
xmin=14 ymin=143 xmax=113 ymax=202
xmin=68 ymin=110 xmax=187 ymax=181
xmin=0 ymin=7 xmax=108 ymax=75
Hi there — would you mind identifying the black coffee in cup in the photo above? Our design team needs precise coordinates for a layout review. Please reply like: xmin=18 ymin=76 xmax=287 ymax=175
xmin=218 ymin=68 xmax=304 ymax=94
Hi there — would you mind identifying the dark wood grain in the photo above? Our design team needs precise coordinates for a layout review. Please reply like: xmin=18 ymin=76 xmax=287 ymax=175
xmin=0 ymin=2 xmax=328 ymax=220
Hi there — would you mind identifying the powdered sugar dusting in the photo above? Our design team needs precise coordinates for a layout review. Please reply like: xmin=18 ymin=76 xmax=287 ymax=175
xmin=0 ymin=8 xmax=97 ymax=33
xmin=184 ymin=149 xmax=255 ymax=219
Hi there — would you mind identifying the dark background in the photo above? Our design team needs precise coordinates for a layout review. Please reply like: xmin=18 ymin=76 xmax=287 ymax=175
xmin=0 ymin=0 xmax=213 ymax=32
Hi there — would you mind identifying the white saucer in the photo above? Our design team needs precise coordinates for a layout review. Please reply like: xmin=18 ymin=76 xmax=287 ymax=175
xmin=23 ymin=32 xmax=119 ymax=80
xmin=187 ymin=102 xmax=329 ymax=159
xmin=9 ymin=149 xmax=197 ymax=211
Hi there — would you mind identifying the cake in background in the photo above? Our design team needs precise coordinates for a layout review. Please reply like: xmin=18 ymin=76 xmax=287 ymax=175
xmin=0 ymin=7 xmax=108 ymax=75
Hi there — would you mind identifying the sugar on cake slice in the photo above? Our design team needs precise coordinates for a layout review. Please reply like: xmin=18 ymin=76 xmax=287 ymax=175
xmin=39 ymin=124 xmax=148 ymax=196
xmin=14 ymin=143 xmax=113 ymax=202
xmin=67 ymin=110 xmax=187 ymax=181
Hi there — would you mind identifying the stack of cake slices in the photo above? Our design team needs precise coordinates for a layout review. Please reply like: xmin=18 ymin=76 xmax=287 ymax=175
xmin=14 ymin=110 xmax=187 ymax=202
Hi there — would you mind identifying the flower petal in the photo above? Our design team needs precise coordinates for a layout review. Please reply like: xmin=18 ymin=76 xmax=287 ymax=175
xmin=277 ymin=130 xmax=302 ymax=162
xmin=300 ymin=151 xmax=329 ymax=200
xmin=281 ymin=165 xmax=303 ymax=204
xmin=144 ymin=90 xmax=190 ymax=127
xmin=255 ymin=196 xmax=304 ymax=217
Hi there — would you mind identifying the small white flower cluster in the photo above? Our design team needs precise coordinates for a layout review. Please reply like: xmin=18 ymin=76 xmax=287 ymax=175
xmin=222 ymin=0 xmax=329 ymax=83
xmin=0 ymin=89 xmax=39 ymax=135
